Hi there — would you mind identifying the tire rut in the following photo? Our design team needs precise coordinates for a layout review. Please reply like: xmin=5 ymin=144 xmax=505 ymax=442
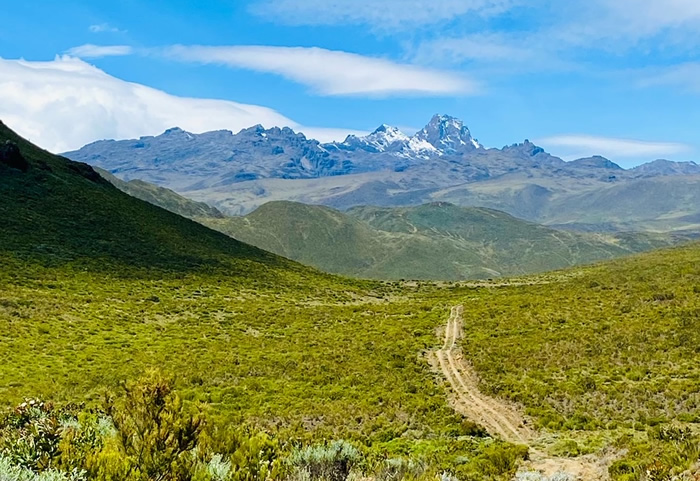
xmin=430 ymin=305 xmax=609 ymax=480
xmin=432 ymin=305 xmax=532 ymax=444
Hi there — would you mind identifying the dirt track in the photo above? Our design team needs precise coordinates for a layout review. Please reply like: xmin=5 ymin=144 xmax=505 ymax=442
xmin=431 ymin=305 xmax=533 ymax=444
xmin=431 ymin=305 xmax=609 ymax=480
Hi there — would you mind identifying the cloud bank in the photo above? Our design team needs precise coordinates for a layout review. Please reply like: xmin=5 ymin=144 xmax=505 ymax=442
xmin=0 ymin=56 xmax=364 ymax=153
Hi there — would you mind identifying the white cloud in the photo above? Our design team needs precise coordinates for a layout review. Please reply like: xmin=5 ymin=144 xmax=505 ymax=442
xmin=250 ymin=0 xmax=518 ymax=30
xmin=88 ymin=23 xmax=124 ymax=33
xmin=65 ymin=44 xmax=133 ymax=58
xmin=537 ymin=134 xmax=691 ymax=161
xmin=0 ymin=56 xmax=364 ymax=153
xmin=163 ymin=45 xmax=477 ymax=97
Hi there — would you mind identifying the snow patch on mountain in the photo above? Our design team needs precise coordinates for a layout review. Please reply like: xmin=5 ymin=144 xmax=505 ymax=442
xmin=336 ymin=114 xmax=481 ymax=159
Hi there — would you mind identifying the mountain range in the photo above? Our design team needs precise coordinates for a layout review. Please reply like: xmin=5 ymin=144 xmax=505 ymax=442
xmin=65 ymin=114 xmax=700 ymax=233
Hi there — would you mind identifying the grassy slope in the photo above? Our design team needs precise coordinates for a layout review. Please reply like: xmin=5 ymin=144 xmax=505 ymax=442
xmin=454 ymin=243 xmax=700 ymax=461
xmin=200 ymin=201 xmax=395 ymax=277
xmin=200 ymin=201 xmax=683 ymax=281
xmin=0 ymin=121 xmax=477 ymax=459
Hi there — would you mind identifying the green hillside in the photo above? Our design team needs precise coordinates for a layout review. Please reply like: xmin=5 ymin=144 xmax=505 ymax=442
xmin=453 ymin=243 xmax=700 ymax=479
xmin=199 ymin=201 xmax=684 ymax=281
xmin=0 ymin=121 xmax=299 ymax=278
xmin=199 ymin=201 xmax=392 ymax=276
xmin=0 ymin=122 xmax=525 ymax=480
xmin=1 ymin=122 xmax=699 ymax=480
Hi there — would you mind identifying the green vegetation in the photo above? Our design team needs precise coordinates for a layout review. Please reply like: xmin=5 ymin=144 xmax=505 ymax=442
xmin=198 ymin=201 xmax=685 ymax=281
xmin=457 ymin=245 xmax=700 ymax=431
xmin=95 ymin=168 xmax=225 ymax=219
xmin=1 ymin=121 xmax=699 ymax=479
xmin=453 ymin=244 xmax=700 ymax=479
xmin=0 ymin=374 xmax=529 ymax=481
xmin=0 ymin=122 xmax=523 ymax=479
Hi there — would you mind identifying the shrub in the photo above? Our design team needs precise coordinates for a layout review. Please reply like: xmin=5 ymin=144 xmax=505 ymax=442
xmin=204 ymin=427 xmax=285 ymax=481
xmin=96 ymin=371 xmax=205 ymax=481
xmin=287 ymin=440 xmax=361 ymax=481
xmin=550 ymin=439 xmax=582 ymax=458
xmin=0 ymin=454 xmax=86 ymax=481
xmin=375 ymin=457 xmax=427 ymax=481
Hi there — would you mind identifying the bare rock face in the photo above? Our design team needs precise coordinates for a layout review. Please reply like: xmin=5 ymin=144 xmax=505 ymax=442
xmin=0 ymin=141 xmax=29 ymax=172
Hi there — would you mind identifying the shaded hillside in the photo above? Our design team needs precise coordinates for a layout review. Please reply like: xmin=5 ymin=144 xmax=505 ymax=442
xmin=0 ymin=120 xmax=322 ymax=285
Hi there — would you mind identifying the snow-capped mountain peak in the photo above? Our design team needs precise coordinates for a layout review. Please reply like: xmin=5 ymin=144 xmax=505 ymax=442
xmin=413 ymin=114 xmax=481 ymax=153
xmin=334 ymin=115 xmax=480 ymax=158
xmin=366 ymin=124 xmax=410 ymax=146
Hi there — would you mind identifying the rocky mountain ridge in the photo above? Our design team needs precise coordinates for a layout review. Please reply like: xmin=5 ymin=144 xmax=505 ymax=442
xmin=64 ymin=114 xmax=700 ymax=229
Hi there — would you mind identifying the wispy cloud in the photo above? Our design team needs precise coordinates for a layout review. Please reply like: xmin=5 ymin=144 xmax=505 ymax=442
xmin=163 ymin=45 xmax=477 ymax=97
xmin=537 ymin=134 xmax=691 ymax=161
xmin=638 ymin=62 xmax=700 ymax=93
xmin=250 ymin=0 xmax=518 ymax=31
xmin=410 ymin=33 xmax=542 ymax=65
xmin=370 ymin=0 xmax=700 ymax=72
xmin=88 ymin=23 xmax=125 ymax=34
xmin=65 ymin=44 xmax=133 ymax=58
xmin=581 ymin=0 xmax=700 ymax=46
xmin=0 ymin=56 xmax=363 ymax=153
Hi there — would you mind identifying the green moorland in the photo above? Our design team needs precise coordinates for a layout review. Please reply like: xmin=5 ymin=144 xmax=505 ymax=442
xmin=93 ymin=167 xmax=686 ymax=281
xmin=1 ymin=121 xmax=699 ymax=480
xmin=198 ymin=202 xmax=685 ymax=282
xmin=459 ymin=245 xmax=700 ymax=477
xmin=0 ymin=123 xmax=524 ymax=480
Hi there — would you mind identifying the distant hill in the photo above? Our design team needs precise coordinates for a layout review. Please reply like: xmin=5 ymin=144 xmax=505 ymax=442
xmin=95 ymin=167 xmax=225 ymax=219
xmin=87 ymin=166 xmax=687 ymax=280
xmin=198 ymin=201 xmax=685 ymax=280
xmin=64 ymin=114 xmax=700 ymax=232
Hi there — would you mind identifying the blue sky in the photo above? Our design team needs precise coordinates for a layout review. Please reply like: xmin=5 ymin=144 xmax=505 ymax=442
xmin=1 ymin=0 xmax=700 ymax=166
